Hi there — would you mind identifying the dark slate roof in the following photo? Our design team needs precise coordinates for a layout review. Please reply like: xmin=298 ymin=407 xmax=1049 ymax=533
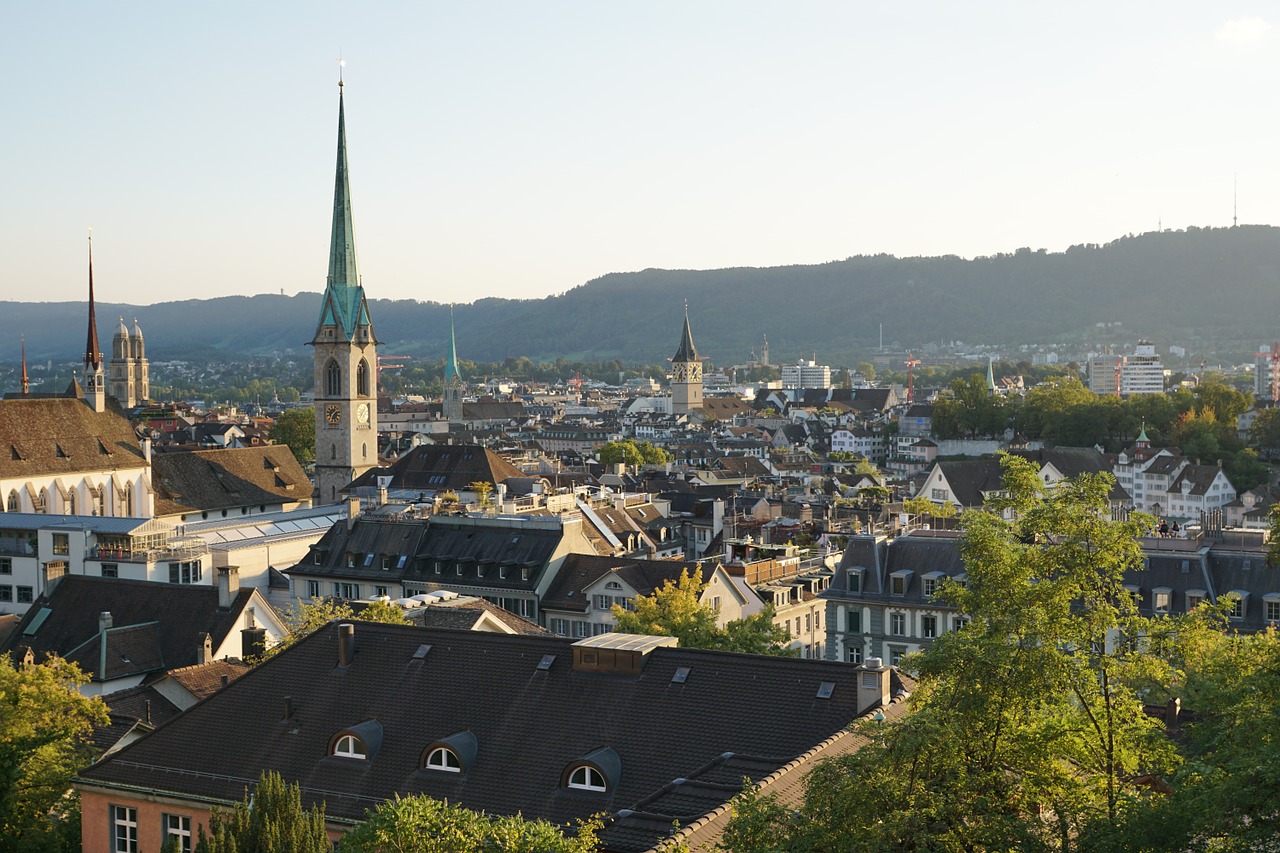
xmin=151 ymin=446 xmax=311 ymax=516
xmin=1168 ymin=464 xmax=1228 ymax=497
xmin=403 ymin=598 xmax=548 ymax=635
xmin=0 ymin=397 xmax=144 ymax=479
xmin=671 ymin=313 xmax=700 ymax=363
xmin=79 ymin=622 xmax=893 ymax=852
xmin=345 ymin=444 xmax=524 ymax=493
xmin=542 ymin=554 xmax=702 ymax=613
xmin=933 ymin=459 xmax=1005 ymax=507
xmin=4 ymin=576 xmax=256 ymax=680
xmin=1011 ymin=446 xmax=1131 ymax=503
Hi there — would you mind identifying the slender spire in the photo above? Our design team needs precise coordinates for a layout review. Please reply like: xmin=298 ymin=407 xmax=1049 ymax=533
xmin=672 ymin=303 xmax=700 ymax=363
xmin=985 ymin=356 xmax=996 ymax=394
xmin=20 ymin=335 xmax=29 ymax=395
xmin=84 ymin=231 xmax=102 ymax=370
xmin=445 ymin=304 xmax=462 ymax=385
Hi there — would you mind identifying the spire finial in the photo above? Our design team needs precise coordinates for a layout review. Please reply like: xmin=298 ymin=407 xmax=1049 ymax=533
xmin=338 ymin=55 xmax=345 ymax=89
xmin=84 ymin=227 xmax=102 ymax=371
xmin=20 ymin=334 xmax=29 ymax=396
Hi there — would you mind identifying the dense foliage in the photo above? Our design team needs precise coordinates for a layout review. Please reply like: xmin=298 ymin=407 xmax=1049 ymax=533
xmin=190 ymin=771 xmax=328 ymax=853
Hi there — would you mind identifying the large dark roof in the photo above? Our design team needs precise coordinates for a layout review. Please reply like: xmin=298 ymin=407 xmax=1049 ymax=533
xmin=79 ymin=622 xmax=899 ymax=852
xmin=4 ymin=576 xmax=255 ymax=681
xmin=346 ymin=443 xmax=525 ymax=493
xmin=541 ymin=554 xmax=702 ymax=613
xmin=0 ymin=397 xmax=144 ymax=479
xmin=151 ymin=445 xmax=311 ymax=516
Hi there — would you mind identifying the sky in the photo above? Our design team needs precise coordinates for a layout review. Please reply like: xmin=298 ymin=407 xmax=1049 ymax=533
xmin=4 ymin=2 xmax=1279 ymax=306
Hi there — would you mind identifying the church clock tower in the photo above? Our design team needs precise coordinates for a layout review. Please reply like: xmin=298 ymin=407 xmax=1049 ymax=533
xmin=670 ymin=306 xmax=703 ymax=416
xmin=311 ymin=80 xmax=379 ymax=504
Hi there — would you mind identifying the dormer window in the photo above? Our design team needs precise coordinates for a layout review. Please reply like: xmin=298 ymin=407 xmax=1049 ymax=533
xmin=847 ymin=568 xmax=863 ymax=593
xmin=425 ymin=747 xmax=461 ymax=773
xmin=333 ymin=735 xmax=367 ymax=759
xmin=566 ymin=766 xmax=606 ymax=791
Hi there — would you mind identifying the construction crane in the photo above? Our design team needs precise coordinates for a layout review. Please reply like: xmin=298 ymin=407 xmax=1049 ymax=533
xmin=376 ymin=355 xmax=411 ymax=386
xmin=905 ymin=354 xmax=921 ymax=405
xmin=1256 ymin=343 xmax=1280 ymax=402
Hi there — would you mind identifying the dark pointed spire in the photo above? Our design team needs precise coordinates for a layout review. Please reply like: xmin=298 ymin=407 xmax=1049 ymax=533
xmin=671 ymin=303 xmax=700 ymax=363
xmin=84 ymin=232 xmax=102 ymax=370
xmin=20 ymin=334 xmax=29 ymax=395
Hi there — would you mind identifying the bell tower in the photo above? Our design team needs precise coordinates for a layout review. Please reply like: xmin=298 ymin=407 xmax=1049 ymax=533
xmin=311 ymin=78 xmax=378 ymax=504
xmin=670 ymin=305 xmax=703 ymax=416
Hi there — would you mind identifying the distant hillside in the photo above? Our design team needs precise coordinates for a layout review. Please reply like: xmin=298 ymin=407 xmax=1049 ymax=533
xmin=3 ymin=225 xmax=1277 ymax=367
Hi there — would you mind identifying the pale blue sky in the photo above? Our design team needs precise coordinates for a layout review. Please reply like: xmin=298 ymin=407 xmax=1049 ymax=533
xmin=3 ymin=2 xmax=1278 ymax=305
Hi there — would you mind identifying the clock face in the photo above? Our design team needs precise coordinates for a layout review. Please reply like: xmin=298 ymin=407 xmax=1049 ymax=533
xmin=356 ymin=403 xmax=370 ymax=424
xmin=325 ymin=404 xmax=341 ymax=426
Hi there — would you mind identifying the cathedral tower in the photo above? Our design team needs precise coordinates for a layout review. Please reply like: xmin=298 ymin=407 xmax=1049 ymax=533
xmin=670 ymin=306 xmax=703 ymax=416
xmin=311 ymin=81 xmax=379 ymax=504
xmin=83 ymin=234 xmax=106 ymax=413
xmin=442 ymin=305 xmax=464 ymax=422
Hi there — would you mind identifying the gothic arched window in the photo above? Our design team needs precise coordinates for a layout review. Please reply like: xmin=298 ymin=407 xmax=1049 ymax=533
xmin=67 ymin=489 xmax=77 ymax=516
xmin=124 ymin=483 xmax=134 ymax=517
xmin=36 ymin=488 xmax=49 ymax=514
xmin=356 ymin=359 xmax=370 ymax=397
xmin=5 ymin=490 xmax=17 ymax=513
xmin=326 ymin=360 xmax=342 ymax=398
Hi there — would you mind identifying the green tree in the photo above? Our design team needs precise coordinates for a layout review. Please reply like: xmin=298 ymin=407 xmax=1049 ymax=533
xmin=258 ymin=598 xmax=405 ymax=663
xmin=723 ymin=456 xmax=1186 ymax=851
xmin=612 ymin=570 xmax=795 ymax=656
xmin=1249 ymin=407 xmax=1280 ymax=459
xmin=194 ymin=770 xmax=328 ymax=853
xmin=358 ymin=599 xmax=410 ymax=625
xmin=0 ymin=655 xmax=108 ymax=853
xmin=597 ymin=440 xmax=643 ymax=466
xmin=337 ymin=793 xmax=601 ymax=853
xmin=467 ymin=481 xmax=493 ymax=507
xmin=269 ymin=407 xmax=316 ymax=466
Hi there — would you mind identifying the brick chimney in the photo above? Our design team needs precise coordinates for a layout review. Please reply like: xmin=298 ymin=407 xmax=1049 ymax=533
xmin=856 ymin=657 xmax=891 ymax=716
xmin=347 ymin=497 xmax=361 ymax=531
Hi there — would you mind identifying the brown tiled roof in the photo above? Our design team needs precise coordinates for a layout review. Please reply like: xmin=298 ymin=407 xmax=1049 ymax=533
xmin=79 ymin=622 xmax=890 ymax=852
xmin=151 ymin=446 xmax=311 ymax=516
xmin=166 ymin=658 xmax=251 ymax=700
xmin=345 ymin=444 xmax=524 ymax=494
xmin=0 ymin=397 xmax=144 ymax=479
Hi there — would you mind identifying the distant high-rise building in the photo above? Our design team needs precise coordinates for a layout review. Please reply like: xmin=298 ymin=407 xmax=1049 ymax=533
xmin=781 ymin=358 xmax=832 ymax=390
xmin=1089 ymin=341 xmax=1164 ymax=397
xmin=311 ymin=81 xmax=379 ymax=505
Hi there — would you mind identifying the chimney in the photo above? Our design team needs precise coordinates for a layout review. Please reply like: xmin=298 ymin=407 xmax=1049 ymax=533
xmin=346 ymin=497 xmax=361 ymax=531
xmin=141 ymin=436 xmax=152 ymax=463
xmin=337 ymin=622 xmax=355 ymax=668
xmin=856 ymin=657 xmax=892 ymax=716
xmin=43 ymin=562 xmax=67 ymax=597
xmin=216 ymin=566 xmax=239 ymax=610
xmin=99 ymin=611 xmax=113 ymax=633
xmin=496 ymin=482 xmax=507 ymax=511
xmin=282 ymin=696 xmax=294 ymax=720
xmin=241 ymin=626 xmax=267 ymax=659
xmin=197 ymin=632 xmax=212 ymax=664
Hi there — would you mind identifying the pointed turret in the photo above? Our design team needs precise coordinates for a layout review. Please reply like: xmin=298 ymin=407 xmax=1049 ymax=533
xmin=672 ymin=306 xmax=700 ymax=364
xmin=985 ymin=356 xmax=997 ymax=394
xmin=1136 ymin=420 xmax=1151 ymax=448
xmin=84 ymin=237 xmax=102 ymax=371
xmin=445 ymin=305 xmax=462 ymax=386
xmin=313 ymin=83 xmax=374 ymax=342
xmin=20 ymin=335 xmax=29 ymax=395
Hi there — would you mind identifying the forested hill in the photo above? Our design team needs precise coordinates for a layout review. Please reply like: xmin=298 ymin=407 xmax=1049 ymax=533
xmin=3 ymin=225 xmax=1277 ymax=366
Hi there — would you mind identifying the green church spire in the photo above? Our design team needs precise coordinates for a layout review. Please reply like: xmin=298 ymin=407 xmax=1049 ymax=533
xmin=445 ymin=304 xmax=462 ymax=385
xmin=315 ymin=81 xmax=372 ymax=340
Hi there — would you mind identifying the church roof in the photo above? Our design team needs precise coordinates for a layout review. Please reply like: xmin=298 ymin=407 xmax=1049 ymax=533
xmin=671 ymin=309 xmax=700 ymax=363
xmin=0 ymin=397 xmax=144 ymax=479
xmin=315 ymin=88 xmax=374 ymax=341
xmin=150 ymin=446 xmax=312 ymax=517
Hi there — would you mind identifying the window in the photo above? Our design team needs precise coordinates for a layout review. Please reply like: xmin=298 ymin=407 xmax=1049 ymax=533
xmin=0 ymin=558 xmax=10 ymax=575
xmin=163 ymin=814 xmax=192 ymax=853
xmin=550 ymin=618 xmax=569 ymax=635
xmin=375 ymin=585 xmax=388 ymax=598
xmin=0 ymin=586 xmax=11 ymax=602
xmin=1266 ymin=597 xmax=1280 ymax=624
xmin=890 ymin=573 xmax=908 ymax=595
xmin=1187 ymin=592 xmax=1204 ymax=610
xmin=101 ymin=563 xmax=118 ymax=578
xmin=921 ymin=614 xmax=937 ymax=638
xmin=333 ymin=734 xmax=367 ymax=759
xmin=846 ymin=645 xmax=863 ymax=663
xmin=111 ymin=805 xmax=138 ymax=853
xmin=424 ymin=747 xmax=461 ymax=773
xmin=356 ymin=359 xmax=370 ymax=397
xmin=931 ymin=488 xmax=948 ymax=501
xmin=805 ymin=613 xmax=812 ymax=633
xmin=307 ymin=581 xmax=321 ymax=598
xmin=53 ymin=536 xmax=70 ymax=559
xmin=890 ymin=612 xmax=906 ymax=636
xmin=36 ymin=488 xmax=48 ymax=513
xmin=847 ymin=608 xmax=861 ymax=633
xmin=326 ymin=359 xmax=341 ymax=397
xmin=16 ymin=587 xmax=32 ymax=604
xmin=1153 ymin=588 xmax=1172 ymax=613
xmin=953 ymin=616 xmax=969 ymax=631
xmin=566 ymin=765 xmax=607 ymax=792
xmin=575 ymin=621 xmax=589 ymax=638
xmin=847 ymin=570 xmax=861 ymax=593
xmin=1229 ymin=594 xmax=1246 ymax=619
xmin=334 ymin=582 xmax=358 ymax=599
xmin=5 ymin=491 xmax=16 ymax=512
xmin=922 ymin=577 xmax=937 ymax=597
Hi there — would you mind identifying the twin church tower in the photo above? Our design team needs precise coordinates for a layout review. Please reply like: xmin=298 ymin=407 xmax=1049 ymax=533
xmin=308 ymin=81 xmax=704 ymax=503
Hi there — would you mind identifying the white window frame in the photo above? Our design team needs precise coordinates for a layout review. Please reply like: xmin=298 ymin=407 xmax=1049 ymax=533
xmin=890 ymin=612 xmax=906 ymax=636
xmin=111 ymin=805 xmax=138 ymax=853
xmin=425 ymin=747 xmax=461 ymax=773
xmin=163 ymin=813 xmax=192 ymax=853
xmin=566 ymin=764 xmax=607 ymax=792
xmin=333 ymin=734 xmax=367 ymax=759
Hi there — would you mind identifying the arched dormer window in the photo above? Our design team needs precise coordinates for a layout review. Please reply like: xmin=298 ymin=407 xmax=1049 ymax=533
xmin=326 ymin=359 xmax=342 ymax=398
xmin=425 ymin=747 xmax=461 ymax=772
xmin=332 ymin=734 xmax=366 ymax=759
xmin=421 ymin=731 xmax=477 ymax=774
xmin=356 ymin=359 xmax=370 ymax=397
xmin=330 ymin=720 xmax=384 ymax=761
xmin=562 ymin=747 xmax=620 ymax=794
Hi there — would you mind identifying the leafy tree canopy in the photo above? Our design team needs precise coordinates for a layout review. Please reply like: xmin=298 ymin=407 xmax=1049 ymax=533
xmin=597 ymin=440 xmax=672 ymax=466
xmin=192 ymin=770 xmax=328 ymax=853
xmin=269 ymin=407 xmax=315 ymax=466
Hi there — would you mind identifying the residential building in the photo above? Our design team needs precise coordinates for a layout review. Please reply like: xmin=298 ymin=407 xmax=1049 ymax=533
xmin=76 ymin=622 xmax=912 ymax=853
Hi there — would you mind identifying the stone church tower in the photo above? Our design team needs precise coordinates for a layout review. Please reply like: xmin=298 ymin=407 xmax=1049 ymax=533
xmin=109 ymin=317 xmax=149 ymax=407
xmin=311 ymin=82 xmax=379 ymax=504
xmin=670 ymin=307 xmax=703 ymax=415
